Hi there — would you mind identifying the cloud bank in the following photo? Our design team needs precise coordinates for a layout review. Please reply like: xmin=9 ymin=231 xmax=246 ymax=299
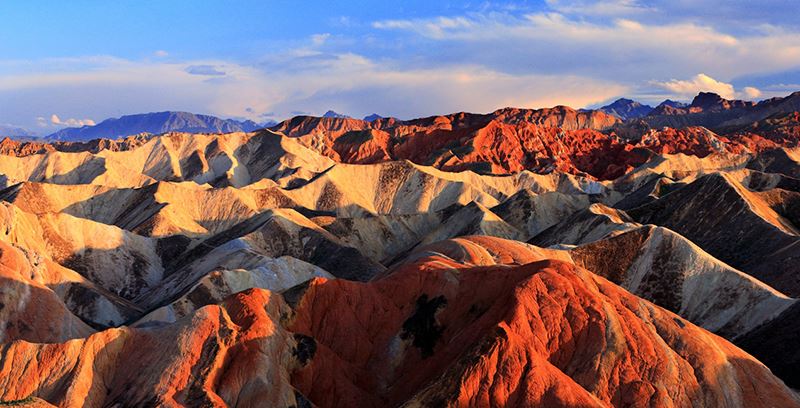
xmin=38 ymin=114 xmax=95 ymax=128
xmin=1 ymin=2 xmax=799 ymax=130
xmin=0 ymin=54 xmax=626 ymax=129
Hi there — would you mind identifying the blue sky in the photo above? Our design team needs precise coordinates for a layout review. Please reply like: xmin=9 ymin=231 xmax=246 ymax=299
xmin=1 ymin=0 xmax=799 ymax=133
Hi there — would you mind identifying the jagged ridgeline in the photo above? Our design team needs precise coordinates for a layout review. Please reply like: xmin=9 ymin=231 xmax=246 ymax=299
xmin=1 ymin=92 xmax=800 ymax=407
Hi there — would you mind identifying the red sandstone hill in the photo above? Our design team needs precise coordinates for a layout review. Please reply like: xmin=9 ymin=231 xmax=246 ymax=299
xmin=3 ymin=92 xmax=800 ymax=181
xmin=1 ymin=255 xmax=798 ymax=407
xmin=265 ymin=102 xmax=799 ymax=180
xmin=2 ymin=92 xmax=800 ymax=406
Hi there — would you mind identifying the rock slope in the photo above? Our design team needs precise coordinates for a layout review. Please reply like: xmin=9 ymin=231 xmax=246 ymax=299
xmin=2 ymin=259 xmax=798 ymax=407
xmin=2 ymin=92 xmax=800 ymax=406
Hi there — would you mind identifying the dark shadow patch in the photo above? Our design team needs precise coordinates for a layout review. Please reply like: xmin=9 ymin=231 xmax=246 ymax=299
xmin=467 ymin=303 xmax=489 ymax=321
xmin=61 ymin=248 xmax=152 ymax=300
xmin=156 ymin=235 xmax=193 ymax=271
xmin=336 ymin=129 xmax=374 ymax=145
xmin=736 ymin=301 xmax=800 ymax=389
xmin=292 ymin=390 xmax=314 ymax=408
xmin=636 ymin=236 xmax=684 ymax=313
xmin=292 ymin=333 xmax=317 ymax=366
xmin=569 ymin=227 xmax=652 ymax=285
xmin=292 ymin=206 xmax=336 ymax=219
xmin=185 ymin=283 xmax=216 ymax=309
xmin=282 ymin=280 xmax=313 ymax=309
xmin=401 ymin=294 xmax=447 ymax=358
xmin=182 ymin=333 xmax=224 ymax=406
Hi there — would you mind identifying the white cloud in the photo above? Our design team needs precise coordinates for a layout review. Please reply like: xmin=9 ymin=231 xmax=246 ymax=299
xmin=742 ymin=86 xmax=762 ymax=99
xmin=3 ymin=5 xmax=800 ymax=129
xmin=371 ymin=12 xmax=800 ymax=82
xmin=49 ymin=114 xmax=95 ymax=127
xmin=0 ymin=54 xmax=626 ymax=130
xmin=263 ymin=61 xmax=628 ymax=119
xmin=373 ymin=17 xmax=475 ymax=39
xmin=652 ymin=73 xmax=736 ymax=99
xmin=545 ymin=0 xmax=652 ymax=16
xmin=651 ymin=73 xmax=763 ymax=100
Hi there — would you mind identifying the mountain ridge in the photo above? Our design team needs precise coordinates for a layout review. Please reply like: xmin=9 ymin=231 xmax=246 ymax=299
xmin=45 ymin=111 xmax=266 ymax=142
xmin=0 ymin=124 xmax=36 ymax=138
xmin=3 ymin=93 xmax=800 ymax=403
xmin=598 ymin=97 xmax=654 ymax=119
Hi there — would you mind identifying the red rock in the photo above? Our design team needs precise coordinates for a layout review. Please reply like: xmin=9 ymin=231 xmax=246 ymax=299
xmin=0 ymin=137 xmax=55 ymax=156
xmin=4 ymin=98 xmax=799 ymax=181
xmin=0 ymin=288 xmax=301 ymax=407
xmin=3 ymin=251 xmax=798 ymax=406
xmin=288 ymin=260 xmax=800 ymax=407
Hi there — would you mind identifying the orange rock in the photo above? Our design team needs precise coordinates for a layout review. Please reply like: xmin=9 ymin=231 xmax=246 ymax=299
xmin=0 ymin=134 xmax=151 ymax=157
xmin=0 ymin=288 xmax=301 ymax=407
xmin=288 ymin=260 xmax=800 ymax=407
xmin=5 ymin=102 xmax=799 ymax=181
xmin=3 ymin=255 xmax=798 ymax=407
xmin=0 ymin=241 xmax=94 ymax=343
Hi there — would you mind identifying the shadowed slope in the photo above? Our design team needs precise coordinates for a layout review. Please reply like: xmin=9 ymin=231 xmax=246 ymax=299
xmin=288 ymin=259 xmax=800 ymax=407
xmin=1 ymin=259 xmax=798 ymax=407
xmin=629 ymin=172 xmax=800 ymax=296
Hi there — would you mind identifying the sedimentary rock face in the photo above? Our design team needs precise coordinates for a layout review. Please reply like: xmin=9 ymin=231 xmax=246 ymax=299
xmin=2 ymin=95 xmax=800 ymax=405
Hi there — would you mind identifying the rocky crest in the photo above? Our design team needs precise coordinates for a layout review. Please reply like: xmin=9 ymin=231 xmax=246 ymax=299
xmin=2 ymin=91 xmax=800 ymax=406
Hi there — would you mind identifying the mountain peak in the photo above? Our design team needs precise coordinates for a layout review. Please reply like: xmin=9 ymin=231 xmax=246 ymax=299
xmin=598 ymin=98 xmax=653 ymax=120
xmin=363 ymin=113 xmax=383 ymax=122
xmin=659 ymin=99 xmax=689 ymax=109
xmin=647 ymin=99 xmax=691 ymax=116
xmin=611 ymin=97 xmax=635 ymax=104
xmin=690 ymin=92 xmax=754 ymax=112
xmin=690 ymin=92 xmax=726 ymax=108
xmin=322 ymin=110 xmax=350 ymax=119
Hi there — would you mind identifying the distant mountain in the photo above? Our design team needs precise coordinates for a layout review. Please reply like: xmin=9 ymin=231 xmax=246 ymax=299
xmin=6 ymin=91 xmax=800 ymax=403
xmin=0 ymin=124 xmax=36 ymax=139
xmin=659 ymin=99 xmax=689 ymax=109
xmin=644 ymin=91 xmax=800 ymax=130
xmin=322 ymin=110 xmax=351 ymax=119
xmin=46 ymin=111 xmax=263 ymax=142
xmin=649 ymin=94 xmax=755 ymax=116
xmin=649 ymin=100 xmax=692 ymax=116
xmin=598 ymin=98 xmax=653 ymax=120
xmin=690 ymin=92 xmax=755 ymax=112
xmin=363 ymin=113 xmax=383 ymax=122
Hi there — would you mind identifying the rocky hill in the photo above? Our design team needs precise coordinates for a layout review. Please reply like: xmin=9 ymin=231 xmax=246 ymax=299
xmin=2 ymin=92 xmax=800 ymax=406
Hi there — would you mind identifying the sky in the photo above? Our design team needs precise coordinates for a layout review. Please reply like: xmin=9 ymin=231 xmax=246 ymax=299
xmin=1 ymin=0 xmax=800 ymax=133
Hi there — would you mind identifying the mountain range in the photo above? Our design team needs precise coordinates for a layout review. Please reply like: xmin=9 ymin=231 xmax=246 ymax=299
xmin=1 ymin=91 xmax=800 ymax=406
xmin=44 ymin=111 xmax=266 ymax=142
xmin=4 ymin=92 xmax=789 ymax=144
xmin=0 ymin=124 xmax=36 ymax=139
